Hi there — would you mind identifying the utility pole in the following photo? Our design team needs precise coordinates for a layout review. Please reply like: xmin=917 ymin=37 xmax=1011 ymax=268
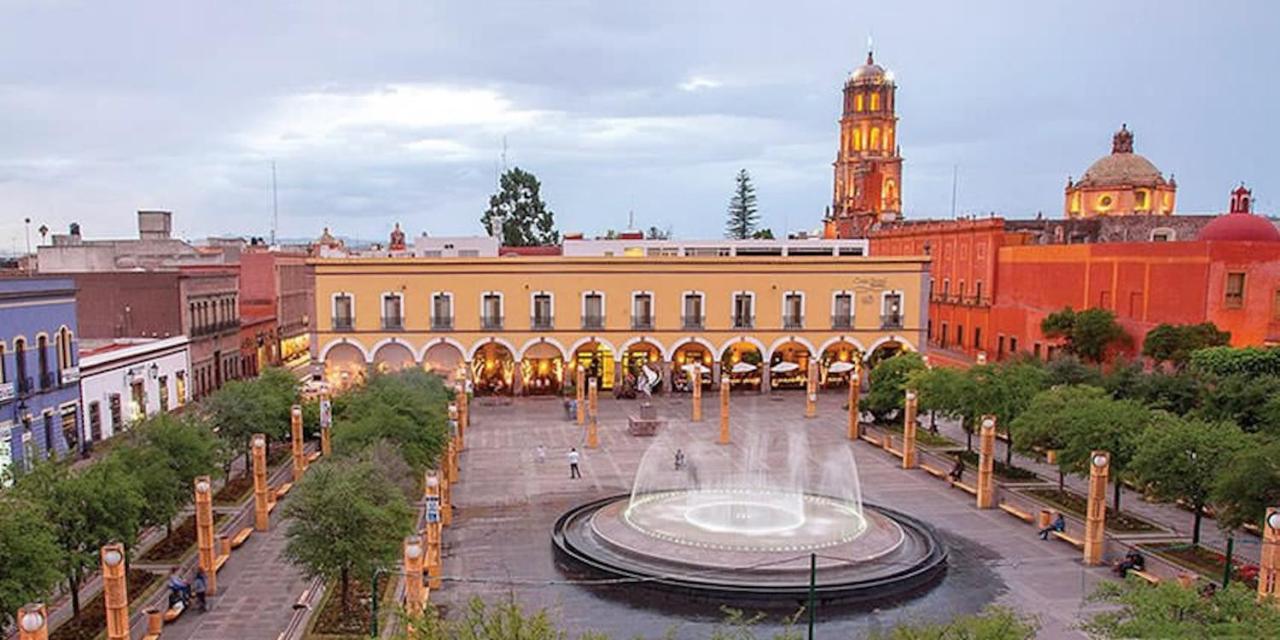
xmin=271 ymin=161 xmax=279 ymax=246
xmin=807 ymin=552 xmax=817 ymax=639
xmin=23 ymin=217 xmax=32 ymax=275
xmin=950 ymin=165 xmax=959 ymax=220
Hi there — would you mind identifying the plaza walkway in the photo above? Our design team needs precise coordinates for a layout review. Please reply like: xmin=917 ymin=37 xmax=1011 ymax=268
xmin=442 ymin=393 xmax=1116 ymax=639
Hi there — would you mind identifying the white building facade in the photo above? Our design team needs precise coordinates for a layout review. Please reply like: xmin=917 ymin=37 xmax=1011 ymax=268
xmin=78 ymin=336 xmax=191 ymax=444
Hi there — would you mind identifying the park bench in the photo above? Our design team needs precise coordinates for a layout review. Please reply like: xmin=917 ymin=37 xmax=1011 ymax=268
xmin=213 ymin=552 xmax=230 ymax=573
xmin=1129 ymin=569 xmax=1160 ymax=585
xmin=306 ymin=450 xmax=321 ymax=463
xmin=951 ymin=480 xmax=978 ymax=495
xmin=1051 ymin=530 xmax=1085 ymax=549
xmin=230 ymin=526 xmax=253 ymax=549
xmin=998 ymin=502 xmax=1034 ymax=523
xmin=920 ymin=463 xmax=949 ymax=480
xmin=275 ymin=482 xmax=294 ymax=499
xmin=859 ymin=432 xmax=882 ymax=447
xmin=163 ymin=600 xmax=186 ymax=623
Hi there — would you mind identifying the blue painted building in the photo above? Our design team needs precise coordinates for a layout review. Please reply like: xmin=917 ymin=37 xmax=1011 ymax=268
xmin=1 ymin=277 xmax=82 ymax=472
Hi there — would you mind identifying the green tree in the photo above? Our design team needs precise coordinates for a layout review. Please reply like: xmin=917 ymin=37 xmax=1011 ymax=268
xmin=645 ymin=225 xmax=671 ymax=240
xmin=724 ymin=168 xmax=759 ymax=239
xmin=205 ymin=370 xmax=296 ymax=474
xmin=909 ymin=366 xmax=978 ymax=449
xmin=1213 ymin=436 xmax=1280 ymax=532
xmin=1193 ymin=373 xmax=1280 ymax=435
xmin=751 ymin=228 xmax=775 ymax=240
xmin=283 ymin=459 xmax=414 ymax=614
xmin=867 ymin=605 xmax=1038 ymax=640
xmin=481 ymin=167 xmax=559 ymax=247
xmin=1010 ymin=385 xmax=1112 ymax=491
xmin=1041 ymin=307 xmax=1129 ymax=363
xmin=0 ymin=496 xmax=63 ymax=629
xmin=112 ymin=414 xmax=222 ymax=536
xmin=1083 ymin=579 xmax=1280 ymax=638
xmin=1043 ymin=354 xmax=1103 ymax=387
xmin=1130 ymin=416 xmax=1247 ymax=544
xmin=1142 ymin=322 xmax=1230 ymax=369
xmin=333 ymin=370 xmax=451 ymax=472
xmin=864 ymin=352 xmax=926 ymax=422
xmin=967 ymin=361 xmax=1048 ymax=466
xmin=1189 ymin=345 xmax=1280 ymax=377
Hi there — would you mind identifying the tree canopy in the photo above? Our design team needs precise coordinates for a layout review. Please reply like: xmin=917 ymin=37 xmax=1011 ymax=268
xmin=1083 ymin=579 xmax=1280 ymax=639
xmin=864 ymin=352 xmax=926 ymax=422
xmin=725 ymin=168 xmax=760 ymax=240
xmin=1040 ymin=307 xmax=1129 ymax=363
xmin=481 ymin=167 xmax=559 ymax=246
xmin=1212 ymin=436 xmax=1280 ymax=532
xmin=0 ymin=496 xmax=63 ymax=628
xmin=1142 ymin=322 xmax=1230 ymax=368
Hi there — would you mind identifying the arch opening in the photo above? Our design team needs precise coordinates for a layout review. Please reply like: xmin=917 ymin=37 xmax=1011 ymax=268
xmin=472 ymin=342 xmax=516 ymax=396
xmin=721 ymin=341 xmax=764 ymax=392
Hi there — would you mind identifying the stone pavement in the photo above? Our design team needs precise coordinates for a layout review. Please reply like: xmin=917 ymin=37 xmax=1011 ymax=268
xmin=442 ymin=393 xmax=1116 ymax=639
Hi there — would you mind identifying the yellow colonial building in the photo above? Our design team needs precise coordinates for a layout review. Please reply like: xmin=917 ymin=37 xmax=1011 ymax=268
xmin=310 ymin=253 xmax=929 ymax=395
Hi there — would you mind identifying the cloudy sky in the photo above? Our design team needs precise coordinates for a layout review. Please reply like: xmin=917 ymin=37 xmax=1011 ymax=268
xmin=2 ymin=1 xmax=1276 ymax=250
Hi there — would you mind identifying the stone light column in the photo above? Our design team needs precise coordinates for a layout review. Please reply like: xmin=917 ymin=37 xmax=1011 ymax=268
xmin=195 ymin=476 xmax=218 ymax=594
xmin=101 ymin=544 xmax=129 ymax=640
xmin=575 ymin=367 xmax=586 ymax=425
xmin=902 ymin=390 xmax=918 ymax=469
xmin=848 ymin=374 xmax=861 ymax=440
xmin=252 ymin=434 xmax=270 ymax=531
xmin=319 ymin=395 xmax=332 ymax=456
xmin=587 ymin=411 xmax=599 ymax=449
xmin=976 ymin=352 xmax=988 ymax=365
xmin=711 ymin=361 xmax=722 ymax=387
xmin=1084 ymin=451 xmax=1109 ymax=566
xmin=691 ymin=364 xmax=703 ymax=422
xmin=446 ymin=439 xmax=458 ymax=484
xmin=425 ymin=520 xmax=443 ymax=589
xmin=403 ymin=535 xmax=426 ymax=615
xmin=976 ymin=417 xmax=996 ymax=509
xmin=1259 ymin=508 xmax=1280 ymax=601
xmin=455 ymin=387 xmax=468 ymax=450
xmin=440 ymin=474 xmax=453 ymax=526
xmin=805 ymin=360 xmax=818 ymax=419
xmin=718 ymin=378 xmax=730 ymax=445
xmin=588 ymin=377 xmax=599 ymax=422
xmin=16 ymin=603 xmax=48 ymax=640
xmin=291 ymin=404 xmax=306 ymax=481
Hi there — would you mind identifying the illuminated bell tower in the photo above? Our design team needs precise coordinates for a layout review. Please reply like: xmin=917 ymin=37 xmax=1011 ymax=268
xmin=829 ymin=47 xmax=902 ymax=238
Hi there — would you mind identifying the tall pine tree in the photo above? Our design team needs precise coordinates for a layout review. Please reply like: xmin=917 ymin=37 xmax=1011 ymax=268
xmin=725 ymin=168 xmax=759 ymax=239
xmin=481 ymin=167 xmax=559 ymax=246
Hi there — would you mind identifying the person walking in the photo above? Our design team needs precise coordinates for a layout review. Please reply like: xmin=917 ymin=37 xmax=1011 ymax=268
xmin=568 ymin=447 xmax=581 ymax=479
xmin=192 ymin=569 xmax=208 ymax=612
xmin=535 ymin=444 xmax=547 ymax=464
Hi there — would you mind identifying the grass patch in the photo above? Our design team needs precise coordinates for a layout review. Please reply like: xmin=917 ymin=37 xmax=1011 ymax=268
xmin=951 ymin=450 xmax=1039 ymax=482
xmin=1024 ymin=488 xmax=1162 ymax=533
xmin=310 ymin=577 xmax=373 ymax=638
xmin=879 ymin=423 xmax=959 ymax=448
xmin=1141 ymin=542 xmax=1260 ymax=589
xmin=50 ymin=569 xmax=158 ymax=640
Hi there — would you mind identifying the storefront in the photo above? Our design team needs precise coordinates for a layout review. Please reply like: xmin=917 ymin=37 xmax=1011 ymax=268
xmin=768 ymin=341 xmax=811 ymax=390
xmin=573 ymin=342 xmax=615 ymax=390
xmin=522 ymin=342 xmax=564 ymax=396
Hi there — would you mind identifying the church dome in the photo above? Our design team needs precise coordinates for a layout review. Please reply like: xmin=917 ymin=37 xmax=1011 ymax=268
xmin=1074 ymin=125 xmax=1168 ymax=188
xmin=849 ymin=51 xmax=890 ymax=84
xmin=1199 ymin=213 xmax=1280 ymax=242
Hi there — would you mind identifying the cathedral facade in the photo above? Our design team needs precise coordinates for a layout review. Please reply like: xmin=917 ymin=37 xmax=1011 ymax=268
xmin=827 ymin=50 xmax=903 ymax=239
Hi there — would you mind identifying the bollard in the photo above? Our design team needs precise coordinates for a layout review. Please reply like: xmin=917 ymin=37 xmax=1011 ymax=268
xmin=1084 ymin=451 xmax=1109 ymax=566
xmin=719 ymin=378 xmax=730 ymax=445
xmin=101 ymin=544 xmax=129 ymax=640
xmin=146 ymin=609 xmax=163 ymax=635
xmin=587 ymin=411 xmax=599 ymax=449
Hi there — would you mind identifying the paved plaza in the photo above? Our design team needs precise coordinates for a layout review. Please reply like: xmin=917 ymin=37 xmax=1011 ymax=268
xmin=444 ymin=392 xmax=1116 ymax=639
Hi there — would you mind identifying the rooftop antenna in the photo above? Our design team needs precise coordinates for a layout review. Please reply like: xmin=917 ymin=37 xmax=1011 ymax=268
xmin=271 ymin=161 xmax=279 ymax=245
xmin=628 ymin=210 xmax=635 ymax=230
xmin=950 ymin=165 xmax=959 ymax=220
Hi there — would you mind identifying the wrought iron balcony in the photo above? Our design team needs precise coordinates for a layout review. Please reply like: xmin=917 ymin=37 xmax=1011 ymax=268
xmin=831 ymin=315 xmax=853 ymax=330
xmin=40 ymin=371 xmax=56 ymax=390
xmin=381 ymin=316 xmax=404 ymax=331
xmin=681 ymin=315 xmax=704 ymax=330
xmin=881 ymin=314 xmax=904 ymax=329
xmin=532 ymin=315 xmax=555 ymax=331
xmin=481 ymin=315 xmax=504 ymax=330
xmin=631 ymin=315 xmax=654 ymax=331
xmin=782 ymin=314 xmax=804 ymax=330
xmin=732 ymin=314 xmax=755 ymax=330
xmin=581 ymin=315 xmax=605 ymax=330
xmin=431 ymin=316 xmax=454 ymax=331
xmin=332 ymin=316 xmax=354 ymax=331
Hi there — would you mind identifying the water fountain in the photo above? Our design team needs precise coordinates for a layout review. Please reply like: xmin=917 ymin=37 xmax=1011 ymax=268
xmin=553 ymin=423 xmax=947 ymax=604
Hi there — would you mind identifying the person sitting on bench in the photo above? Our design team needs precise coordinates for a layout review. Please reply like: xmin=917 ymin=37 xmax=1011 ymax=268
xmin=948 ymin=458 xmax=965 ymax=482
xmin=1114 ymin=549 xmax=1146 ymax=577
xmin=1038 ymin=513 xmax=1066 ymax=540
xmin=167 ymin=568 xmax=191 ymax=607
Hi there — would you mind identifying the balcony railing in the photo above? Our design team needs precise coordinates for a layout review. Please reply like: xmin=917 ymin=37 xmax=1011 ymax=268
xmin=732 ymin=314 xmax=755 ymax=330
xmin=532 ymin=315 xmax=555 ymax=330
xmin=631 ymin=315 xmax=654 ymax=330
xmin=381 ymin=316 xmax=404 ymax=331
xmin=581 ymin=315 xmax=605 ymax=330
xmin=40 ymin=371 xmax=56 ymax=390
xmin=0 ymin=381 xmax=13 ymax=403
xmin=681 ymin=314 xmax=704 ymax=330
xmin=782 ymin=314 xmax=804 ymax=330
xmin=60 ymin=366 xmax=80 ymax=386
xmin=881 ymin=314 xmax=904 ymax=329
xmin=332 ymin=316 xmax=354 ymax=331
xmin=431 ymin=316 xmax=454 ymax=331
xmin=481 ymin=315 xmax=504 ymax=330
xmin=831 ymin=315 xmax=853 ymax=330
xmin=15 ymin=376 xmax=33 ymax=396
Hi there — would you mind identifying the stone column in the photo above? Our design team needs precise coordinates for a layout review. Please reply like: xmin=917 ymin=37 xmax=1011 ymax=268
xmin=691 ymin=364 xmax=703 ymax=422
xmin=661 ymin=361 xmax=672 ymax=393
xmin=761 ymin=365 xmax=771 ymax=394
xmin=457 ymin=385 xmax=469 ymax=437
xmin=440 ymin=474 xmax=453 ymax=526
xmin=588 ymin=377 xmax=599 ymax=421
xmin=847 ymin=374 xmax=861 ymax=440
xmin=16 ymin=603 xmax=48 ymax=640
xmin=614 ymin=359 xmax=624 ymax=389
xmin=403 ymin=535 xmax=426 ymax=615
xmin=902 ymin=390 xmax=918 ymax=469
xmin=291 ymin=404 xmax=306 ymax=482
xmin=446 ymin=439 xmax=458 ymax=484
xmin=1259 ymin=508 xmax=1279 ymax=601
xmin=1084 ymin=451 xmax=1109 ymax=566
xmin=805 ymin=360 xmax=818 ymax=419
xmin=252 ymin=433 xmax=270 ymax=532
xmin=319 ymin=395 xmax=332 ymax=456
xmin=977 ymin=417 xmax=996 ymax=509
xmin=711 ymin=361 xmax=722 ymax=387
xmin=146 ymin=610 xmax=163 ymax=637
xmin=719 ymin=378 xmax=730 ymax=445
xmin=194 ymin=476 xmax=218 ymax=593
xmin=100 ymin=544 xmax=129 ymax=640
xmin=575 ymin=367 xmax=586 ymax=425
xmin=425 ymin=520 xmax=443 ymax=590
xmin=512 ymin=360 xmax=523 ymax=396
xmin=587 ymin=411 xmax=599 ymax=449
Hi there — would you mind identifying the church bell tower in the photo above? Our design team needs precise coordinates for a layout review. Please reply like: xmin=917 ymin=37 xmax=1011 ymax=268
xmin=828 ymin=47 xmax=903 ymax=238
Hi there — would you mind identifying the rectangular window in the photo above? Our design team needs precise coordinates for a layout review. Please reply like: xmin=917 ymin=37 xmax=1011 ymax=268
xmin=583 ymin=293 xmax=604 ymax=329
xmin=956 ymin=324 xmax=965 ymax=348
xmin=997 ymin=335 xmax=1006 ymax=359
xmin=175 ymin=371 xmax=186 ymax=406
xmin=1009 ymin=337 xmax=1018 ymax=353
xmin=130 ymin=380 xmax=145 ymax=422
xmin=88 ymin=401 xmax=102 ymax=442
xmin=1034 ymin=343 xmax=1042 ymax=359
xmin=632 ymin=293 xmax=653 ymax=330
xmin=833 ymin=292 xmax=853 ymax=329
xmin=43 ymin=413 xmax=55 ymax=459
xmin=382 ymin=294 xmax=403 ymax=330
xmin=683 ymin=293 xmax=704 ymax=329
xmin=482 ymin=293 xmax=503 ymax=329
xmin=940 ymin=322 xmax=949 ymax=348
xmin=783 ymin=293 xmax=803 ymax=329
xmin=0 ymin=343 xmax=6 ymax=384
xmin=733 ymin=293 xmax=754 ymax=329
xmin=1224 ymin=272 xmax=1246 ymax=308
xmin=974 ymin=327 xmax=983 ymax=351
xmin=881 ymin=293 xmax=903 ymax=329
xmin=109 ymin=393 xmax=123 ymax=431
xmin=1273 ymin=289 xmax=1280 ymax=322
xmin=975 ymin=281 xmax=984 ymax=305
xmin=533 ymin=293 xmax=554 ymax=330
xmin=159 ymin=375 xmax=169 ymax=413
xmin=60 ymin=406 xmax=78 ymax=455
xmin=432 ymin=293 xmax=453 ymax=330
xmin=333 ymin=294 xmax=354 ymax=330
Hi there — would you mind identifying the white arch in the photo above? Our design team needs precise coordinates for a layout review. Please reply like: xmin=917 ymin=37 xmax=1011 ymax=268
xmin=617 ymin=336 xmax=670 ymax=362
xmin=864 ymin=335 xmax=918 ymax=361
xmin=567 ymin=335 xmax=618 ymax=359
xmin=466 ymin=336 xmax=520 ymax=361
xmin=518 ymin=336 xmax=568 ymax=361
xmin=716 ymin=335 xmax=768 ymax=361
xmin=417 ymin=336 xmax=468 ymax=363
xmin=319 ymin=338 xmax=372 ymax=363
xmin=817 ymin=335 xmax=869 ymax=357
xmin=668 ymin=336 xmax=716 ymax=361
xmin=369 ymin=338 xmax=417 ymax=363
xmin=765 ymin=335 xmax=818 ymax=361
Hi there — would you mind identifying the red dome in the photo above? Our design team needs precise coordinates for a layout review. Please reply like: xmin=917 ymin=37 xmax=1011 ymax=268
xmin=1199 ymin=212 xmax=1280 ymax=242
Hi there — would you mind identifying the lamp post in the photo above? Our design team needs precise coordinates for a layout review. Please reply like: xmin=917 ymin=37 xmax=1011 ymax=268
xmin=194 ymin=476 xmax=218 ymax=594
xmin=1084 ymin=451 xmax=1109 ymax=566
xmin=691 ymin=364 xmax=703 ymax=422
xmin=252 ymin=434 xmax=270 ymax=531
xmin=588 ymin=376 xmax=598 ymax=422
xmin=1259 ymin=508 xmax=1279 ymax=601
xmin=454 ymin=385 xmax=468 ymax=449
xmin=319 ymin=395 xmax=332 ymax=456
xmin=17 ymin=603 xmax=48 ymax=640
xmin=101 ymin=544 xmax=129 ymax=640
xmin=291 ymin=404 xmax=306 ymax=481
xmin=976 ymin=416 xmax=996 ymax=509
xmin=575 ymin=366 xmax=586 ymax=425
xmin=902 ymin=389 xmax=918 ymax=469
xmin=587 ymin=407 xmax=599 ymax=449
xmin=403 ymin=535 xmax=426 ymax=616
xmin=719 ymin=378 xmax=730 ymax=445
xmin=425 ymin=519 xmax=443 ymax=590
xmin=847 ymin=373 xmax=860 ymax=440
xmin=804 ymin=359 xmax=818 ymax=419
